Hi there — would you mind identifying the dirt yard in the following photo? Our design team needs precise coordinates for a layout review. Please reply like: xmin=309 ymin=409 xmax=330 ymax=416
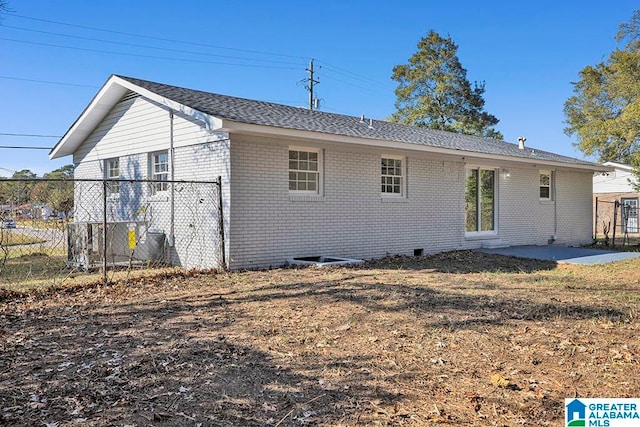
xmin=1 ymin=251 xmax=638 ymax=426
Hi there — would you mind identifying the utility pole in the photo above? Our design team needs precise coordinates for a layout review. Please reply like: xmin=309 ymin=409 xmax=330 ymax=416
xmin=305 ymin=59 xmax=319 ymax=110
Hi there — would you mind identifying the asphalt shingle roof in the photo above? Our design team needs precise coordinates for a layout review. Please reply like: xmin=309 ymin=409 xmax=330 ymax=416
xmin=118 ymin=75 xmax=596 ymax=167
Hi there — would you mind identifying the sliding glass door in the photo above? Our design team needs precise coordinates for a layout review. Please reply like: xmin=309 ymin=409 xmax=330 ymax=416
xmin=465 ymin=168 xmax=496 ymax=234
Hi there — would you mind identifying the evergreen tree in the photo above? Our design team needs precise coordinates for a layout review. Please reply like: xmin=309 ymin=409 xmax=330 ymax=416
xmin=391 ymin=30 xmax=503 ymax=139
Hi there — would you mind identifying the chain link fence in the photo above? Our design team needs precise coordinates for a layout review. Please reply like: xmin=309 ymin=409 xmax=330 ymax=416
xmin=0 ymin=177 xmax=224 ymax=290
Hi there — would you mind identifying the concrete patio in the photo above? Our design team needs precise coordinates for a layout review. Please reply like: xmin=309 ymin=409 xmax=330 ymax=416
xmin=477 ymin=245 xmax=640 ymax=265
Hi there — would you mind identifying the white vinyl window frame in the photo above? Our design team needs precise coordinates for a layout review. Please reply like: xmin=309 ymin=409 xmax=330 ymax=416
xmin=150 ymin=150 xmax=169 ymax=195
xmin=621 ymin=197 xmax=639 ymax=233
xmin=105 ymin=158 xmax=120 ymax=197
xmin=381 ymin=155 xmax=406 ymax=198
xmin=288 ymin=146 xmax=323 ymax=195
xmin=539 ymin=170 xmax=552 ymax=201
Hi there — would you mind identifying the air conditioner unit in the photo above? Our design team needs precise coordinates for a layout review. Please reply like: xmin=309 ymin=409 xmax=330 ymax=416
xmin=67 ymin=221 xmax=165 ymax=270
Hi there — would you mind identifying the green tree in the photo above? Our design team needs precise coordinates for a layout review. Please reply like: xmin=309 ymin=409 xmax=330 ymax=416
xmin=30 ymin=181 xmax=49 ymax=203
xmin=3 ymin=169 xmax=37 ymax=206
xmin=564 ymin=10 xmax=640 ymax=165
xmin=391 ymin=30 xmax=503 ymax=139
xmin=618 ymin=9 xmax=640 ymax=51
xmin=44 ymin=165 xmax=74 ymax=180
xmin=43 ymin=165 xmax=74 ymax=214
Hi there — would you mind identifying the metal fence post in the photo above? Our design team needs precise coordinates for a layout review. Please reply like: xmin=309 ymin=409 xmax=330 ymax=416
xmin=217 ymin=176 xmax=226 ymax=270
xmin=102 ymin=179 xmax=108 ymax=283
xmin=594 ymin=196 xmax=598 ymax=241
xmin=612 ymin=200 xmax=618 ymax=247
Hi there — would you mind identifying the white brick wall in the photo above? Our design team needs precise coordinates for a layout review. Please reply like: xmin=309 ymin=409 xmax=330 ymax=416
xmin=493 ymin=167 xmax=555 ymax=247
xmin=169 ymin=140 xmax=230 ymax=269
xmin=555 ymin=170 xmax=593 ymax=245
xmin=228 ymin=136 xmax=460 ymax=269
xmin=228 ymin=136 xmax=594 ymax=269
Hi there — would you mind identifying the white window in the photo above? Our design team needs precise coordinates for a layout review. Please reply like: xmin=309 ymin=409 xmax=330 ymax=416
xmin=465 ymin=168 xmax=496 ymax=233
xmin=621 ymin=198 xmax=638 ymax=233
xmin=539 ymin=170 xmax=552 ymax=200
xmin=105 ymin=158 xmax=119 ymax=196
xmin=289 ymin=148 xmax=321 ymax=194
xmin=381 ymin=156 xmax=405 ymax=196
xmin=151 ymin=151 xmax=169 ymax=194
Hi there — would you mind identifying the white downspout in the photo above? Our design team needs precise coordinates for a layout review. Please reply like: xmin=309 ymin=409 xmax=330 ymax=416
xmin=169 ymin=110 xmax=175 ymax=247
xmin=552 ymin=170 xmax=557 ymax=243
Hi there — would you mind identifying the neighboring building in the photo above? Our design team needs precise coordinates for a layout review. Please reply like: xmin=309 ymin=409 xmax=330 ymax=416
xmin=50 ymin=75 xmax=604 ymax=270
xmin=593 ymin=161 xmax=639 ymax=235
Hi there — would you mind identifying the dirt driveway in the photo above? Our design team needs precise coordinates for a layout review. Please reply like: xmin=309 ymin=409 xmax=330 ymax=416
xmin=1 ymin=251 xmax=638 ymax=426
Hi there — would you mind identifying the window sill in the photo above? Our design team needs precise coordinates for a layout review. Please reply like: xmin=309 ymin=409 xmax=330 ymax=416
xmin=381 ymin=196 xmax=407 ymax=203
xmin=289 ymin=195 xmax=324 ymax=202
xmin=539 ymin=199 xmax=554 ymax=205
xmin=465 ymin=232 xmax=498 ymax=240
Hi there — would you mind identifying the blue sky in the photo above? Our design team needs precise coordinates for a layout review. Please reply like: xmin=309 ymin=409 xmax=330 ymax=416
xmin=0 ymin=0 xmax=637 ymax=176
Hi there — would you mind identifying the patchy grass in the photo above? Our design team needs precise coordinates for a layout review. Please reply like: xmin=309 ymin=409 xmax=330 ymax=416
xmin=0 ymin=253 xmax=184 ymax=293
xmin=16 ymin=219 xmax=69 ymax=230
xmin=589 ymin=236 xmax=640 ymax=252
xmin=4 ymin=246 xmax=66 ymax=261
xmin=0 ymin=253 xmax=68 ymax=291
xmin=0 ymin=251 xmax=638 ymax=426
xmin=0 ymin=230 xmax=46 ymax=246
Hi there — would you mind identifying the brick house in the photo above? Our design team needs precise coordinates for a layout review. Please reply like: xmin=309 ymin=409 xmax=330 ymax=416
xmin=50 ymin=75 xmax=603 ymax=270
xmin=593 ymin=161 xmax=639 ymax=236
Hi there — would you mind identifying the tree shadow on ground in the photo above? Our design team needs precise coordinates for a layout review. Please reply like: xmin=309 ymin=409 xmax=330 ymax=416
xmin=362 ymin=251 xmax=557 ymax=274
xmin=214 ymin=282 xmax=626 ymax=330
xmin=0 ymin=256 xmax=629 ymax=425
xmin=0 ymin=296 xmax=398 ymax=426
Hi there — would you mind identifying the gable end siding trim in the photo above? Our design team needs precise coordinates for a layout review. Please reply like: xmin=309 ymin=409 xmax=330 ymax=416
xmin=73 ymin=96 xmax=224 ymax=165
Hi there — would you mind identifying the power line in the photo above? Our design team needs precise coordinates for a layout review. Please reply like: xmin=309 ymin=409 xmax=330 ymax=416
xmin=10 ymin=14 xmax=307 ymax=61
xmin=3 ymin=15 xmax=395 ymax=102
xmin=320 ymin=74 xmax=390 ymax=97
xmin=316 ymin=60 xmax=394 ymax=90
xmin=2 ymin=24 xmax=304 ymax=66
xmin=0 ymin=37 xmax=300 ymax=70
xmin=0 ymin=75 xmax=98 ymax=88
xmin=0 ymin=133 xmax=61 ymax=138
xmin=0 ymin=146 xmax=53 ymax=150
xmin=0 ymin=75 xmax=98 ymax=89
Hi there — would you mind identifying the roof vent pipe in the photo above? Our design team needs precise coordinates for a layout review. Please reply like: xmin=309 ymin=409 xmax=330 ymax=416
xmin=518 ymin=136 xmax=527 ymax=150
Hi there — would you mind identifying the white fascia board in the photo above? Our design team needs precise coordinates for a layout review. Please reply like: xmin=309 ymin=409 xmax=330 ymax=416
xmin=220 ymin=120 xmax=610 ymax=173
xmin=50 ymin=75 xmax=221 ymax=159
xmin=50 ymin=77 xmax=127 ymax=159
xmin=603 ymin=161 xmax=633 ymax=171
